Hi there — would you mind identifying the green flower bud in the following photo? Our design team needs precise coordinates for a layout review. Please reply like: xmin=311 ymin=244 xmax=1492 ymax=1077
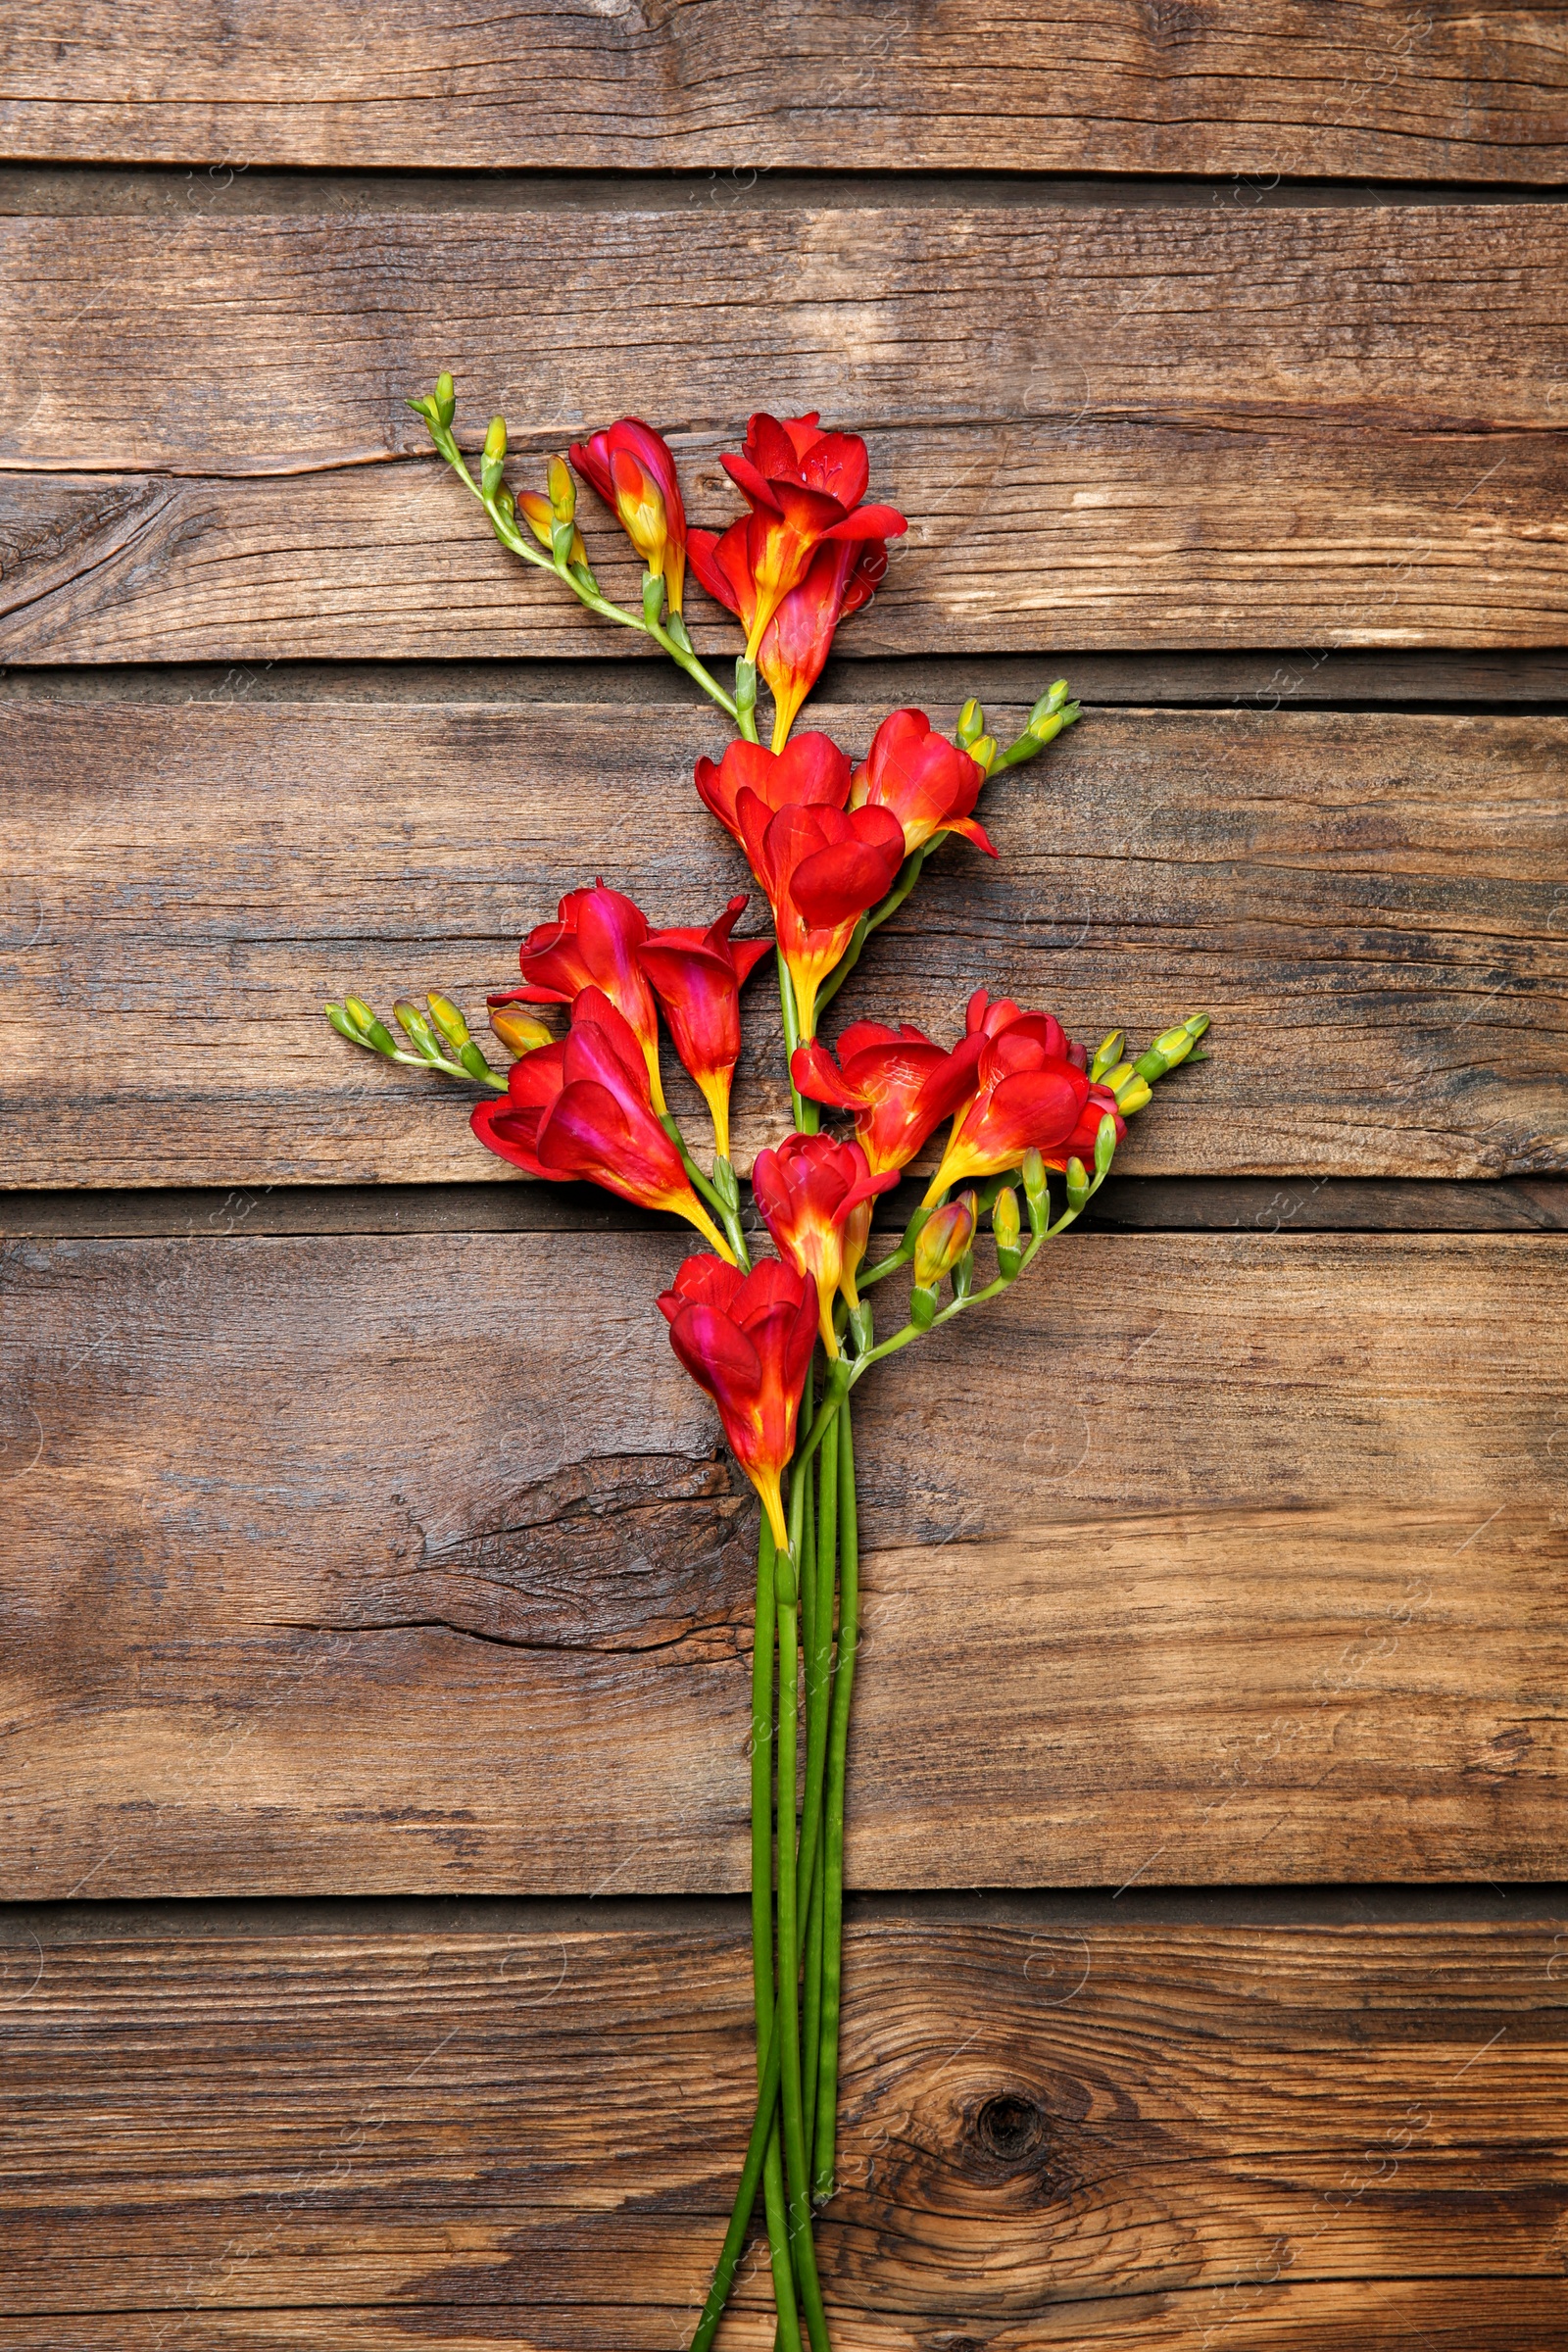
xmin=956 ymin=697 xmax=986 ymax=748
xmin=992 ymin=1186 xmax=1021 ymax=1253
xmin=1020 ymin=1149 xmax=1049 ymax=1235
xmin=909 ymin=1283 xmax=939 ymax=1333
xmin=434 ymin=372 xmax=456 ymax=430
xmin=1095 ymin=1112 xmax=1118 ymax=1176
xmin=1090 ymin=1031 xmax=1125 ymax=1084
xmin=334 ymin=997 xmax=398 ymax=1055
xmin=968 ymin=733 xmax=998 ymax=774
xmin=547 ymin=456 xmax=575 ymax=523
xmin=1065 ymin=1155 xmax=1090 ymax=1212
xmin=1027 ymin=680 xmax=1069 ymax=732
xmin=425 ymin=993 xmax=471 ymax=1052
xmin=490 ymin=1007 xmax=554 ymax=1056
xmin=394 ymin=999 xmax=443 ymax=1062
xmin=481 ymin=415 xmax=508 ymax=501
xmin=913 ymin=1191 xmax=978 ymax=1288
xmin=456 ymin=1041 xmax=495 ymax=1083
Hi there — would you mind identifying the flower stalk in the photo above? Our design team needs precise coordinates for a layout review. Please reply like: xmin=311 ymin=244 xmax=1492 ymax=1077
xmin=328 ymin=379 xmax=1215 ymax=2350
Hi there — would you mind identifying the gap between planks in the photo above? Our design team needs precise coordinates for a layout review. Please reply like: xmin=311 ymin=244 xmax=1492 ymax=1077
xmin=5 ymin=1177 xmax=1568 ymax=1242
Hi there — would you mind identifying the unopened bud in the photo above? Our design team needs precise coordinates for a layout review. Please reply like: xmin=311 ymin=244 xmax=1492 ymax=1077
xmin=516 ymin=489 xmax=555 ymax=550
xmin=1134 ymin=1011 xmax=1211 ymax=1082
xmin=547 ymin=456 xmax=575 ymax=523
xmin=1065 ymin=1155 xmax=1090 ymax=1212
xmin=481 ymin=415 xmax=508 ymax=500
xmin=434 ymin=373 xmax=456 ymax=430
xmin=956 ymin=697 xmax=986 ymax=748
xmin=1028 ymin=680 xmax=1069 ymax=732
xmin=335 ymin=997 xmax=398 ymax=1055
xmin=1095 ymin=1112 xmax=1118 ymax=1175
xmin=1020 ymin=1149 xmax=1049 ymax=1235
xmin=490 ymin=1008 xmax=554 ymax=1057
xmin=425 ymin=993 xmax=471 ymax=1052
xmin=1114 ymin=1070 xmax=1152 ymax=1114
xmin=909 ymin=1283 xmax=939 ymax=1333
xmin=993 ymin=1187 xmax=1023 ymax=1277
xmin=913 ymin=1190 xmax=978 ymax=1288
xmin=968 ymin=733 xmax=998 ymax=774
xmin=1090 ymin=1031 xmax=1125 ymax=1084
xmin=394 ymin=999 xmax=443 ymax=1062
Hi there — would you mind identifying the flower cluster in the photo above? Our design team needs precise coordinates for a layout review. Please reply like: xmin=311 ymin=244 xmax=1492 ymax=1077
xmin=333 ymin=386 xmax=1211 ymax=2352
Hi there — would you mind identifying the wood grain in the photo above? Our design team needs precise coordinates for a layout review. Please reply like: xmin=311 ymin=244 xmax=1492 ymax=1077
xmin=3 ymin=1227 xmax=1562 ymax=1897
xmin=4 ymin=700 xmax=1563 ymax=1189
xmin=1 ymin=205 xmax=1563 ymax=656
xmin=1 ymin=1901 xmax=1562 ymax=2345
xmin=0 ymin=3 xmax=1560 ymax=180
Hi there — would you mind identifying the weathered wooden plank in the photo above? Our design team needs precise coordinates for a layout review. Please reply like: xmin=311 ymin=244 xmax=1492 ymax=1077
xmin=3 ymin=1228 xmax=1562 ymax=1895
xmin=1 ymin=1899 xmax=1561 ymax=2346
xmin=0 ymin=3 xmax=1560 ymax=180
xmin=4 ymin=701 xmax=1563 ymax=1188
xmin=0 ymin=204 xmax=1563 ymax=656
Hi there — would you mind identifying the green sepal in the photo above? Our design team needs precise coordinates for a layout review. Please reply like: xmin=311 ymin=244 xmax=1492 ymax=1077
xmin=710 ymin=1156 xmax=742 ymax=1216
xmin=553 ymin=518 xmax=579 ymax=567
xmin=909 ymin=1285 xmax=938 ymax=1333
xmin=641 ymin=569 xmax=665 ymax=626
xmin=457 ymin=1041 xmax=495 ymax=1083
xmin=997 ymin=1245 xmax=1024 ymax=1281
xmin=952 ymin=1250 xmax=974 ymax=1304
xmin=847 ymin=1301 xmax=874 ymax=1356
xmin=663 ymin=612 xmax=694 ymax=656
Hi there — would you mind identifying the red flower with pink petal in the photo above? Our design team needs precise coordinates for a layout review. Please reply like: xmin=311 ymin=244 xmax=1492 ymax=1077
xmin=491 ymin=879 xmax=665 ymax=1112
xmin=690 ymin=523 xmax=888 ymax=753
xmin=849 ymin=709 xmax=994 ymax=859
xmin=791 ymin=1018 xmax=985 ymax=1176
xmin=751 ymin=1131 xmax=898 ymax=1348
xmin=471 ymin=988 xmax=733 ymax=1257
xmin=924 ymin=994 xmax=1122 ymax=1202
xmin=693 ymin=732 xmax=853 ymax=854
xmin=569 ymin=418 xmax=688 ymax=614
xmin=704 ymin=412 xmax=906 ymax=663
xmin=659 ymin=1254 xmax=819 ymax=1551
xmin=735 ymin=795 xmax=906 ymax=1045
xmin=636 ymin=894 xmax=772 ymax=1163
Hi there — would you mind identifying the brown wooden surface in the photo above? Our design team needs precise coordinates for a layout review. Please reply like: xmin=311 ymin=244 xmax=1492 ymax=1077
xmin=2 ymin=1899 xmax=1562 ymax=2345
xmin=1 ymin=204 xmax=1563 ymax=658
xmin=4 ymin=1227 xmax=1562 ymax=1897
xmin=0 ymin=4 xmax=1560 ymax=180
xmin=4 ymin=700 xmax=1562 ymax=1189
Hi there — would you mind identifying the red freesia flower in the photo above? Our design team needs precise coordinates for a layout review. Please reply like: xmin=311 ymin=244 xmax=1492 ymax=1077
xmin=689 ymin=524 xmax=887 ymax=753
xmin=791 ymin=1017 xmax=985 ymax=1176
xmin=706 ymin=412 xmax=906 ymax=662
xmin=848 ymin=708 xmax=994 ymax=858
xmin=659 ymin=1254 xmax=818 ymax=1552
xmin=491 ymin=879 xmax=665 ymax=1113
xmin=471 ymin=988 xmax=733 ymax=1258
xmin=693 ymin=731 xmax=853 ymax=854
xmin=751 ymin=1131 xmax=898 ymax=1349
xmin=569 ymin=418 xmax=688 ymax=614
xmin=635 ymin=894 xmax=772 ymax=1163
xmin=924 ymin=993 xmax=1123 ymax=1202
xmin=736 ymin=795 xmax=906 ymax=1044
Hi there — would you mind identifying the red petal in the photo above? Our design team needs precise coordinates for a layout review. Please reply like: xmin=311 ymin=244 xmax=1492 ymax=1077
xmin=823 ymin=503 xmax=907 ymax=541
xmin=789 ymin=836 xmax=903 ymax=929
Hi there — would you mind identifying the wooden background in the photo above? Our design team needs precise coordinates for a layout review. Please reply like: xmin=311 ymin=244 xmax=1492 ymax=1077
xmin=2 ymin=7 xmax=1565 ymax=2345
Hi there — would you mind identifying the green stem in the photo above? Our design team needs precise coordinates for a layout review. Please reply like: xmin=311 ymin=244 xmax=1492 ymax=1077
xmin=778 ymin=954 xmax=817 ymax=1132
xmin=751 ymin=1522 xmax=803 ymax=2350
xmin=813 ymin=1399 xmax=858 ymax=2197
xmin=801 ymin=1406 xmax=838 ymax=2158
xmin=428 ymin=425 xmax=743 ymax=725
xmin=776 ymin=1510 xmax=830 ymax=2346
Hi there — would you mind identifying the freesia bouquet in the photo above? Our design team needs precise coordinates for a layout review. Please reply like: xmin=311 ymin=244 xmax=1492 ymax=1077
xmin=326 ymin=377 xmax=1209 ymax=2347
